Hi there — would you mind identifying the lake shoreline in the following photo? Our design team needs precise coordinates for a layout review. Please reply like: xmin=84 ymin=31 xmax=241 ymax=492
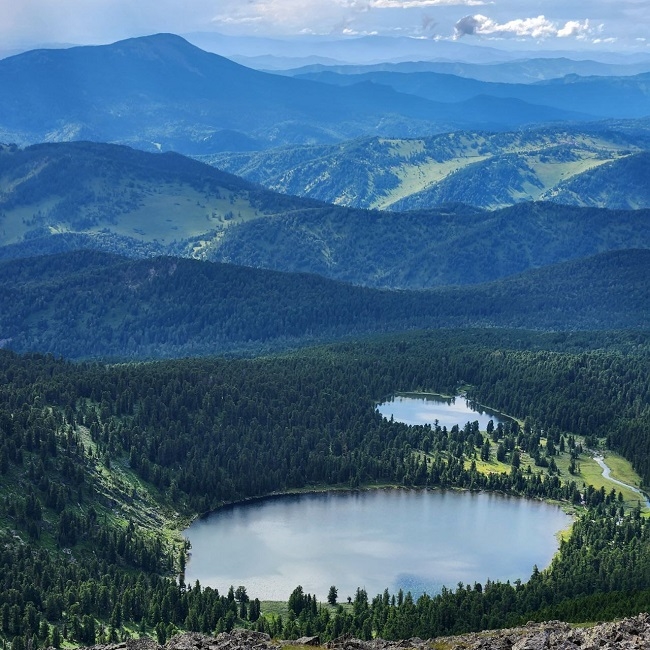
xmin=184 ymin=487 xmax=572 ymax=601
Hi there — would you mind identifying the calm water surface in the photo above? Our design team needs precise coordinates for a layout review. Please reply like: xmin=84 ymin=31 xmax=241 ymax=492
xmin=184 ymin=489 xmax=570 ymax=601
xmin=377 ymin=393 xmax=511 ymax=430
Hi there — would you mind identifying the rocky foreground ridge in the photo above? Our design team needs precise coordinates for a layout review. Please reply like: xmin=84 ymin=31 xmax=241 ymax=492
xmin=83 ymin=613 xmax=650 ymax=650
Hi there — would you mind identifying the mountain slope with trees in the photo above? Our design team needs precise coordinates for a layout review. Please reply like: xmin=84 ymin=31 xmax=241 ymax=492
xmin=0 ymin=328 xmax=648 ymax=647
xmin=2 ymin=142 xmax=650 ymax=289
xmin=0 ymin=249 xmax=648 ymax=360
xmin=205 ymin=127 xmax=647 ymax=211
xmin=211 ymin=202 xmax=650 ymax=288
xmin=542 ymin=152 xmax=650 ymax=208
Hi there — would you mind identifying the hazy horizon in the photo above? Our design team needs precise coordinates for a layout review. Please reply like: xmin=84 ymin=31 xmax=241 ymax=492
xmin=2 ymin=0 xmax=650 ymax=63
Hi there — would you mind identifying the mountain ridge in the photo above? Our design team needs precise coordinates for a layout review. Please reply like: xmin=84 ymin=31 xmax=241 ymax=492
xmin=1 ymin=248 xmax=648 ymax=360
xmin=290 ymin=67 xmax=650 ymax=119
xmin=205 ymin=127 xmax=648 ymax=211
xmin=0 ymin=33 xmax=603 ymax=153
xmin=2 ymin=141 xmax=650 ymax=289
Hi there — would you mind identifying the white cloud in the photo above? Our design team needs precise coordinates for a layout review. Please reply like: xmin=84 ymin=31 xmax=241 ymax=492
xmin=0 ymin=0 xmax=647 ymax=53
xmin=454 ymin=14 xmax=593 ymax=40
xmin=210 ymin=0 xmax=372 ymax=34
xmin=211 ymin=15 xmax=264 ymax=26
xmin=557 ymin=19 xmax=590 ymax=38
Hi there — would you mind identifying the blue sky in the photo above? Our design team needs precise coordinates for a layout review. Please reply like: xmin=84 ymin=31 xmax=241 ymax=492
xmin=1 ymin=0 xmax=648 ymax=53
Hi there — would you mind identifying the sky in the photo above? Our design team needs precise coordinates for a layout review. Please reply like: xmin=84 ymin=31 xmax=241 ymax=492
xmin=1 ymin=0 xmax=649 ymax=54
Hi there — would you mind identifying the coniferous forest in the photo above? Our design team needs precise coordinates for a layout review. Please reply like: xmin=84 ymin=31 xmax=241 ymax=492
xmin=2 ymin=26 xmax=650 ymax=650
xmin=0 ymin=329 xmax=649 ymax=647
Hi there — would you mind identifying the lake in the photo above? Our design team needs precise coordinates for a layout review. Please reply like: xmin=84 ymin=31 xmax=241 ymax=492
xmin=184 ymin=489 xmax=570 ymax=601
xmin=376 ymin=393 xmax=511 ymax=430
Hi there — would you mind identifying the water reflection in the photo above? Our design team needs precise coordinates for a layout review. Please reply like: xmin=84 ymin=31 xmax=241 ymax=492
xmin=377 ymin=393 xmax=511 ymax=430
xmin=184 ymin=489 xmax=569 ymax=601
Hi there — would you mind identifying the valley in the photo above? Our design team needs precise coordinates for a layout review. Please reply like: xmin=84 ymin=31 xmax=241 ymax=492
xmin=0 ymin=329 xmax=648 ymax=646
xmin=0 ymin=26 xmax=649 ymax=650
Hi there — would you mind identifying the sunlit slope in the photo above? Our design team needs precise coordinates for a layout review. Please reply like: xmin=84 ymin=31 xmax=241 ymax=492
xmin=0 ymin=141 xmax=320 ymax=258
xmin=541 ymin=152 xmax=650 ymax=209
xmin=3 ymin=142 xmax=650 ymax=290
xmin=206 ymin=129 xmax=643 ymax=210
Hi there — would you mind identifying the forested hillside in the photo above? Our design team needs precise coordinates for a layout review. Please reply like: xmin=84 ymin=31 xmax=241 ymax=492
xmin=543 ymin=152 xmax=650 ymax=208
xmin=211 ymin=203 xmax=650 ymax=288
xmin=0 ymin=329 xmax=648 ymax=648
xmin=3 ymin=142 xmax=650 ymax=290
xmin=1 ymin=249 xmax=648 ymax=359
xmin=205 ymin=127 xmax=645 ymax=211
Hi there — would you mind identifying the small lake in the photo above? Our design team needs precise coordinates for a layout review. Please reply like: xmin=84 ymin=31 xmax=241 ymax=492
xmin=184 ymin=489 xmax=570 ymax=601
xmin=377 ymin=393 xmax=511 ymax=430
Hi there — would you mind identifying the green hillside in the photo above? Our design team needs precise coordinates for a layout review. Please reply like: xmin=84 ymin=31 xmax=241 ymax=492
xmin=0 ymin=141 xmax=319 ymax=257
xmin=212 ymin=202 xmax=650 ymax=288
xmin=542 ymin=152 xmax=650 ymax=208
xmin=2 ymin=142 xmax=650 ymax=290
xmin=205 ymin=128 xmax=644 ymax=210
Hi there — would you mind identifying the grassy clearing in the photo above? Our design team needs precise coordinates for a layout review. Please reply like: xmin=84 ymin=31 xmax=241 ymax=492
xmin=529 ymin=157 xmax=615 ymax=191
xmin=74 ymin=420 xmax=189 ymax=552
xmin=0 ymin=171 xmax=268 ymax=251
xmin=260 ymin=601 xmax=290 ymax=619
xmin=571 ymin=455 xmax=645 ymax=509
xmin=260 ymin=600 xmax=349 ymax=622
xmin=600 ymin=452 xmax=645 ymax=489
xmin=465 ymin=455 xmax=511 ymax=475
xmin=376 ymin=156 xmax=488 ymax=210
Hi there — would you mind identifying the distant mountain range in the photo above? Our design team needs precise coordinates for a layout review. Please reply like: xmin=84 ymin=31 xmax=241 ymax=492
xmin=184 ymin=31 xmax=550 ymax=67
xmin=286 ymin=68 xmax=650 ymax=120
xmin=205 ymin=127 xmax=650 ymax=210
xmin=276 ymin=58 xmax=650 ymax=84
xmin=184 ymin=31 xmax=650 ymax=68
xmin=2 ymin=141 xmax=650 ymax=289
xmin=1 ymin=248 xmax=648 ymax=359
xmin=0 ymin=33 xmax=638 ymax=155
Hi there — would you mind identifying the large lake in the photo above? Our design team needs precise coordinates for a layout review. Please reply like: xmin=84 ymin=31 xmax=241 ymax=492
xmin=184 ymin=489 xmax=570 ymax=601
xmin=184 ymin=394 xmax=568 ymax=601
xmin=376 ymin=393 xmax=511 ymax=430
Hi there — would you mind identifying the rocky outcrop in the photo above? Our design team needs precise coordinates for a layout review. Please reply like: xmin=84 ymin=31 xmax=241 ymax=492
xmin=81 ymin=613 xmax=650 ymax=650
xmin=372 ymin=614 xmax=650 ymax=650
xmin=82 ymin=630 xmax=277 ymax=650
